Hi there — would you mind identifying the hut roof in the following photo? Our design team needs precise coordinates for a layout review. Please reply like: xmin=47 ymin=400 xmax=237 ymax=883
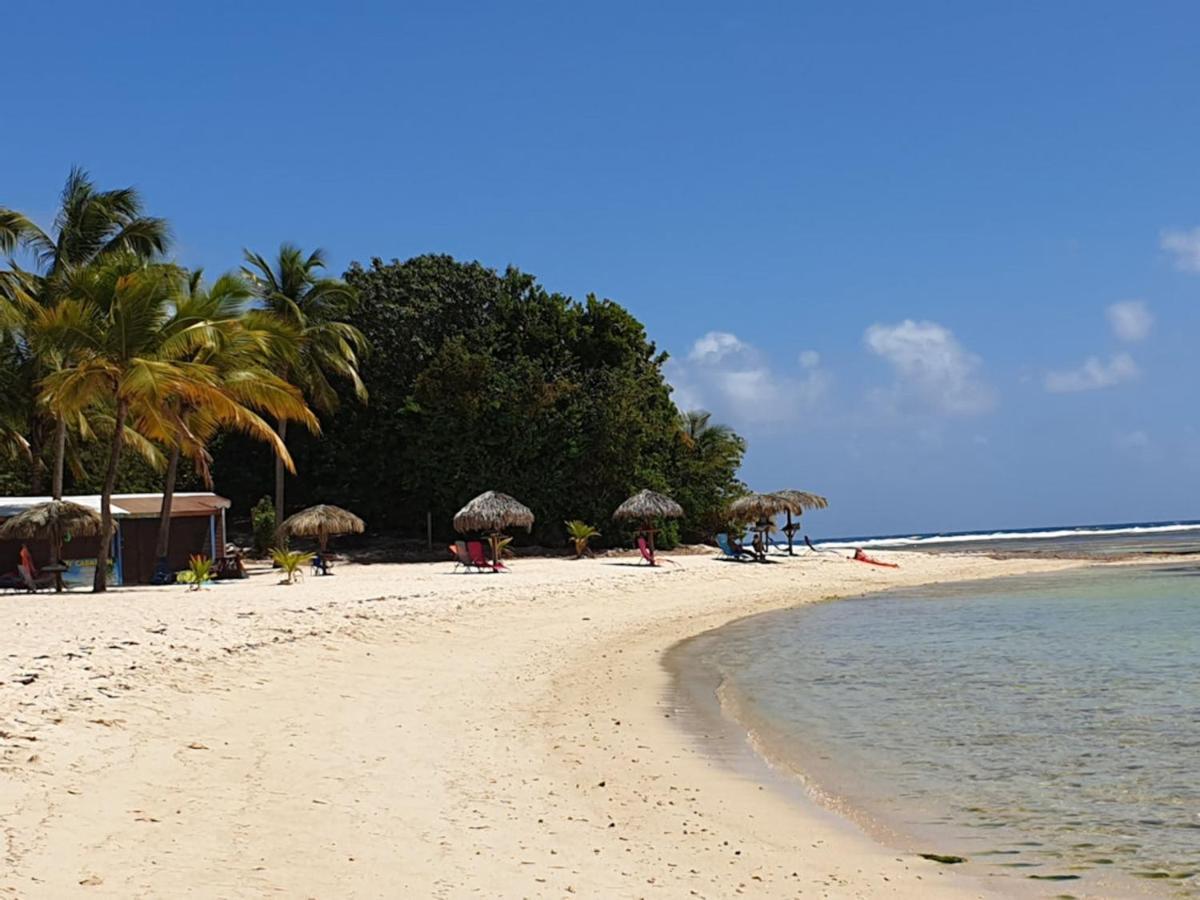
xmin=613 ymin=489 xmax=684 ymax=521
xmin=280 ymin=505 xmax=366 ymax=539
xmin=0 ymin=500 xmax=109 ymax=540
xmin=453 ymin=491 xmax=535 ymax=534
xmin=728 ymin=492 xmax=796 ymax=520
xmin=773 ymin=489 xmax=830 ymax=511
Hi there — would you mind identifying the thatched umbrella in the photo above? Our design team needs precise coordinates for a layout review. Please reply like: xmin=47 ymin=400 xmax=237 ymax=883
xmin=279 ymin=504 xmax=365 ymax=554
xmin=453 ymin=491 xmax=534 ymax=565
xmin=727 ymin=492 xmax=796 ymax=558
xmin=772 ymin=489 xmax=830 ymax=555
xmin=0 ymin=501 xmax=108 ymax=592
xmin=612 ymin=489 xmax=684 ymax=558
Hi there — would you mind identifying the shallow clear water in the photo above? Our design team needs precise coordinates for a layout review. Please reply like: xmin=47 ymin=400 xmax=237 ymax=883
xmin=684 ymin=565 xmax=1200 ymax=893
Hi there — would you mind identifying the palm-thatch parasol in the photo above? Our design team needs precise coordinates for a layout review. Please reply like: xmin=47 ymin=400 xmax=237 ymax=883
xmin=772 ymin=489 xmax=830 ymax=555
xmin=0 ymin=501 xmax=109 ymax=591
xmin=279 ymin=505 xmax=365 ymax=553
xmin=453 ymin=491 xmax=535 ymax=566
xmin=726 ymin=492 xmax=797 ymax=558
xmin=612 ymin=489 xmax=684 ymax=558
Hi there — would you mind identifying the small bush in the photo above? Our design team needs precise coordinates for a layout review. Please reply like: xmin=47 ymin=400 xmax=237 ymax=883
xmin=251 ymin=496 xmax=276 ymax=557
xmin=271 ymin=547 xmax=313 ymax=584
xmin=564 ymin=520 xmax=600 ymax=557
xmin=177 ymin=555 xmax=214 ymax=591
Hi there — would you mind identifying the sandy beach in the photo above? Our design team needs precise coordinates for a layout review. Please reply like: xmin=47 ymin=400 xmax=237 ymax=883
xmin=1 ymin=550 xmax=1087 ymax=898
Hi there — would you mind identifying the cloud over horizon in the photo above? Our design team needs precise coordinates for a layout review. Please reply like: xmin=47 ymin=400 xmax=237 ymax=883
xmin=1160 ymin=227 xmax=1200 ymax=272
xmin=1107 ymin=300 xmax=1153 ymax=342
xmin=863 ymin=319 xmax=994 ymax=416
xmin=1044 ymin=352 xmax=1140 ymax=393
xmin=668 ymin=331 xmax=830 ymax=427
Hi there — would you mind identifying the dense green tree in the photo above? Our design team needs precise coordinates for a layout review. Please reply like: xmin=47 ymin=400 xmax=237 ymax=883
xmin=211 ymin=254 xmax=745 ymax=547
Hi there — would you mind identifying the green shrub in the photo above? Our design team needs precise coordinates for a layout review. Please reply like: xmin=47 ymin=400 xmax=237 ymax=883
xmin=565 ymin=520 xmax=600 ymax=557
xmin=251 ymin=496 xmax=276 ymax=557
xmin=177 ymin=554 xmax=214 ymax=591
xmin=271 ymin=547 xmax=313 ymax=584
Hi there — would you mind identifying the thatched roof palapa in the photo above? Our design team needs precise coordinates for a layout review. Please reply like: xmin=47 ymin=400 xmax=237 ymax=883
xmin=728 ymin=492 xmax=794 ymax=521
xmin=453 ymin=491 xmax=535 ymax=534
xmin=773 ymin=489 xmax=829 ymax=511
xmin=280 ymin=505 xmax=366 ymax=540
xmin=0 ymin=500 xmax=108 ymax=541
xmin=612 ymin=489 xmax=683 ymax=522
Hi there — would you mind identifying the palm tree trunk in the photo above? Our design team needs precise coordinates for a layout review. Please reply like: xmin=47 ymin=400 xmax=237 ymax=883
xmin=51 ymin=417 xmax=67 ymax=500
xmin=155 ymin=444 xmax=181 ymax=560
xmin=29 ymin=413 xmax=44 ymax=495
xmin=274 ymin=418 xmax=288 ymax=543
xmin=94 ymin=400 xmax=128 ymax=593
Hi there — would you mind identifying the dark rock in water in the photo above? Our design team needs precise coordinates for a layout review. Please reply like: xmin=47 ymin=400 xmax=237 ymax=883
xmin=919 ymin=853 xmax=966 ymax=865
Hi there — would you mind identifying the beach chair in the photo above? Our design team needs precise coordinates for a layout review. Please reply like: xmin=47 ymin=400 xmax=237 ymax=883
xmin=467 ymin=540 xmax=502 ymax=573
xmin=637 ymin=536 xmax=656 ymax=566
xmin=450 ymin=541 xmax=473 ymax=573
xmin=311 ymin=553 xmax=333 ymax=576
xmin=716 ymin=533 xmax=754 ymax=561
xmin=19 ymin=564 xmax=54 ymax=592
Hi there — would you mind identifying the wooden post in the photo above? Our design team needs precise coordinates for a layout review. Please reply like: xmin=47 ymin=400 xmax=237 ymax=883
xmin=426 ymin=511 xmax=433 ymax=552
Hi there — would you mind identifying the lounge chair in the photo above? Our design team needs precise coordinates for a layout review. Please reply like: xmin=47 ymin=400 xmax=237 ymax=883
xmin=450 ymin=541 xmax=473 ymax=573
xmin=467 ymin=540 xmax=503 ymax=573
xmin=637 ymin=536 xmax=656 ymax=566
xmin=716 ymin=533 xmax=755 ymax=561
xmin=311 ymin=553 xmax=333 ymax=576
xmin=19 ymin=564 xmax=55 ymax=592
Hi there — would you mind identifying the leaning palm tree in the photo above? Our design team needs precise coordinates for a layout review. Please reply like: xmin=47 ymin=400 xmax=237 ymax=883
xmin=0 ymin=167 xmax=169 ymax=493
xmin=242 ymin=244 xmax=367 ymax=527
xmin=138 ymin=271 xmax=319 ymax=563
xmin=37 ymin=256 xmax=252 ymax=592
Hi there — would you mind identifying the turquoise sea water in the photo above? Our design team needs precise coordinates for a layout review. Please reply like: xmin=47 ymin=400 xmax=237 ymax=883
xmin=676 ymin=565 xmax=1200 ymax=895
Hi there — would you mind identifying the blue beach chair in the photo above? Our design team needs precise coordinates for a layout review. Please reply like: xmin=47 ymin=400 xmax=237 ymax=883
xmin=716 ymin=533 xmax=755 ymax=561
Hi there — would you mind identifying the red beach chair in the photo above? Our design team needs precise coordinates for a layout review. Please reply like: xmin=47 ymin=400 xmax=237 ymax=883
xmin=467 ymin=540 xmax=502 ymax=573
xmin=637 ymin=536 xmax=656 ymax=566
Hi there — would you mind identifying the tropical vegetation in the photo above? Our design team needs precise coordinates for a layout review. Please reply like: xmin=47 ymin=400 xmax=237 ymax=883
xmin=565 ymin=520 xmax=601 ymax=558
xmin=271 ymin=547 xmax=313 ymax=584
xmin=0 ymin=169 xmax=750 ymax=590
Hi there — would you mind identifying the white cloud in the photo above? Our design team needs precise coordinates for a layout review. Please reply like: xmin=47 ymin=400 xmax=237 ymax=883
xmin=1115 ymin=429 xmax=1150 ymax=451
xmin=1106 ymin=300 xmax=1153 ymax=342
xmin=668 ymin=332 xmax=830 ymax=427
xmin=1044 ymin=352 xmax=1139 ymax=393
xmin=688 ymin=331 xmax=746 ymax=363
xmin=1161 ymin=228 xmax=1200 ymax=272
xmin=863 ymin=319 xmax=993 ymax=416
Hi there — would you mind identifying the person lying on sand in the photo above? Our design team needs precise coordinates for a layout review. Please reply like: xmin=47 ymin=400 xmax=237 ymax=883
xmin=852 ymin=547 xmax=900 ymax=568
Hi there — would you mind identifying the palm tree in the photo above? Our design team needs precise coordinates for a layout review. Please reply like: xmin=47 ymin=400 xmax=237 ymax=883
xmin=0 ymin=167 xmax=168 ymax=494
xmin=242 ymin=244 xmax=367 ymax=526
xmin=141 ymin=270 xmax=318 ymax=561
xmin=673 ymin=410 xmax=747 ymax=541
xmin=37 ymin=256 xmax=253 ymax=592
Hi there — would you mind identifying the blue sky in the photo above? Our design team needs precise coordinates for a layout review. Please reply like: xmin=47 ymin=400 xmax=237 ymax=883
xmin=5 ymin=2 xmax=1199 ymax=536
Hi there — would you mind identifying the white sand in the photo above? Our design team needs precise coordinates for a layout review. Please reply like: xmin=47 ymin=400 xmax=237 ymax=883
xmin=1 ymin=550 xmax=1087 ymax=898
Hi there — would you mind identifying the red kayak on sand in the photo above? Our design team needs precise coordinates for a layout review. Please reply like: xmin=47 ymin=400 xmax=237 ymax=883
xmin=852 ymin=548 xmax=899 ymax=568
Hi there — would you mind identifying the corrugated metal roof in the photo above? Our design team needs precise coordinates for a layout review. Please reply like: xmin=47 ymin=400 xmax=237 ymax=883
xmin=0 ymin=493 xmax=230 ymax=519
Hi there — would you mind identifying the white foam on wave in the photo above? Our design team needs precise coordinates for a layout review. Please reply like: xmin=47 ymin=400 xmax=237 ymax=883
xmin=811 ymin=522 xmax=1200 ymax=550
